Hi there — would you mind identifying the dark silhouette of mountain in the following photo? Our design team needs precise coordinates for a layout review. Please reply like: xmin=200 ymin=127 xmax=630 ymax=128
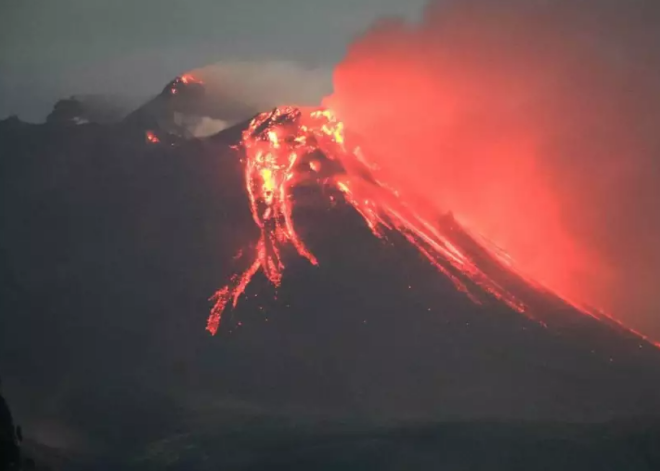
xmin=46 ymin=95 xmax=142 ymax=126
xmin=1 ymin=78 xmax=660 ymax=469
xmin=122 ymin=74 xmax=235 ymax=139
xmin=0 ymin=376 xmax=21 ymax=469
xmin=46 ymin=98 xmax=87 ymax=126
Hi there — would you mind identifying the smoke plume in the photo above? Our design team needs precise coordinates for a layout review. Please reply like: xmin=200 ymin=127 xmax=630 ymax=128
xmin=325 ymin=0 xmax=660 ymax=338
xmin=191 ymin=60 xmax=332 ymax=124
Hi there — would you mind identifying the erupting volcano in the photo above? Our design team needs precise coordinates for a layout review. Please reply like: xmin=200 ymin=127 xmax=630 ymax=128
xmin=168 ymin=73 xmax=204 ymax=95
xmin=206 ymin=106 xmax=659 ymax=348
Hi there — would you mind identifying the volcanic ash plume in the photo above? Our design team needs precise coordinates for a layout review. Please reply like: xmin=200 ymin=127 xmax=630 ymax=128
xmin=324 ymin=0 xmax=660 ymax=339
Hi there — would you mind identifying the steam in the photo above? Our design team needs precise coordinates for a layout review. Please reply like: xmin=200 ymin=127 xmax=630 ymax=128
xmin=190 ymin=60 xmax=332 ymax=126
xmin=325 ymin=0 xmax=660 ymax=337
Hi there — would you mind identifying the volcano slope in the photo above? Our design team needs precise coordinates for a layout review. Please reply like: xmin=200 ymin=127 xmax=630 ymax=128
xmin=1 ymin=89 xmax=660 ymax=469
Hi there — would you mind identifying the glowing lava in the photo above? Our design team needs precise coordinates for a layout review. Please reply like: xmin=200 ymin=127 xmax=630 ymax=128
xmin=145 ymin=130 xmax=160 ymax=144
xmin=206 ymin=106 xmax=660 ymax=349
xmin=180 ymin=73 xmax=202 ymax=85
xmin=168 ymin=73 xmax=203 ymax=95
xmin=208 ymin=106 xmax=532 ymax=334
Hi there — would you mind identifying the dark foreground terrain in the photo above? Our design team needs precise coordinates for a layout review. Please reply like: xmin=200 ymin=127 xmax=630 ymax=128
xmin=133 ymin=419 xmax=660 ymax=471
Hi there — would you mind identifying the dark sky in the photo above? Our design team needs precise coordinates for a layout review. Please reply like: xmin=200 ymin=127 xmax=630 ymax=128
xmin=0 ymin=0 xmax=426 ymax=121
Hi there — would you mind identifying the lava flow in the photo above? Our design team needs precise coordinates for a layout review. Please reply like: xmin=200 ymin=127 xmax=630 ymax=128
xmin=206 ymin=106 xmax=660 ymax=349
xmin=207 ymin=106 xmax=532 ymax=335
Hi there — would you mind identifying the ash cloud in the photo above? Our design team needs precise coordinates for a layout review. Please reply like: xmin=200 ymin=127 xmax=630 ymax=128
xmin=326 ymin=0 xmax=660 ymax=338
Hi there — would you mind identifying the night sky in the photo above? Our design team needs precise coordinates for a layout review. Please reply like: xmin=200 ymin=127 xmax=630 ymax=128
xmin=0 ymin=0 xmax=425 ymax=121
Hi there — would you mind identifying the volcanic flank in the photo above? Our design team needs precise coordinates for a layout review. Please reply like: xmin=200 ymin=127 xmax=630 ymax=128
xmin=124 ymin=73 xmax=230 ymax=141
xmin=2 ymin=75 xmax=660 ymax=468
xmin=205 ymin=104 xmax=660 ymax=351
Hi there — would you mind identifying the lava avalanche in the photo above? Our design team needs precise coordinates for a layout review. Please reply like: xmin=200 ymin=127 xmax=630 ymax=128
xmin=208 ymin=106 xmax=537 ymax=335
xmin=205 ymin=106 xmax=660 ymax=349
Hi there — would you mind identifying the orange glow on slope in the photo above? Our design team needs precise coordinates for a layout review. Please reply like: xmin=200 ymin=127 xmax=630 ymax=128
xmin=180 ymin=73 xmax=203 ymax=85
xmin=145 ymin=130 xmax=160 ymax=144
xmin=473 ymin=229 xmax=660 ymax=347
xmin=324 ymin=76 xmax=592 ymax=306
xmin=168 ymin=73 xmax=204 ymax=95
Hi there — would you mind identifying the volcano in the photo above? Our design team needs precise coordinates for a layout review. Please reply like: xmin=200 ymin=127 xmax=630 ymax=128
xmin=204 ymin=104 xmax=660 ymax=350
xmin=1 ymin=76 xmax=660 ymax=469
xmin=123 ymin=73 xmax=217 ymax=141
